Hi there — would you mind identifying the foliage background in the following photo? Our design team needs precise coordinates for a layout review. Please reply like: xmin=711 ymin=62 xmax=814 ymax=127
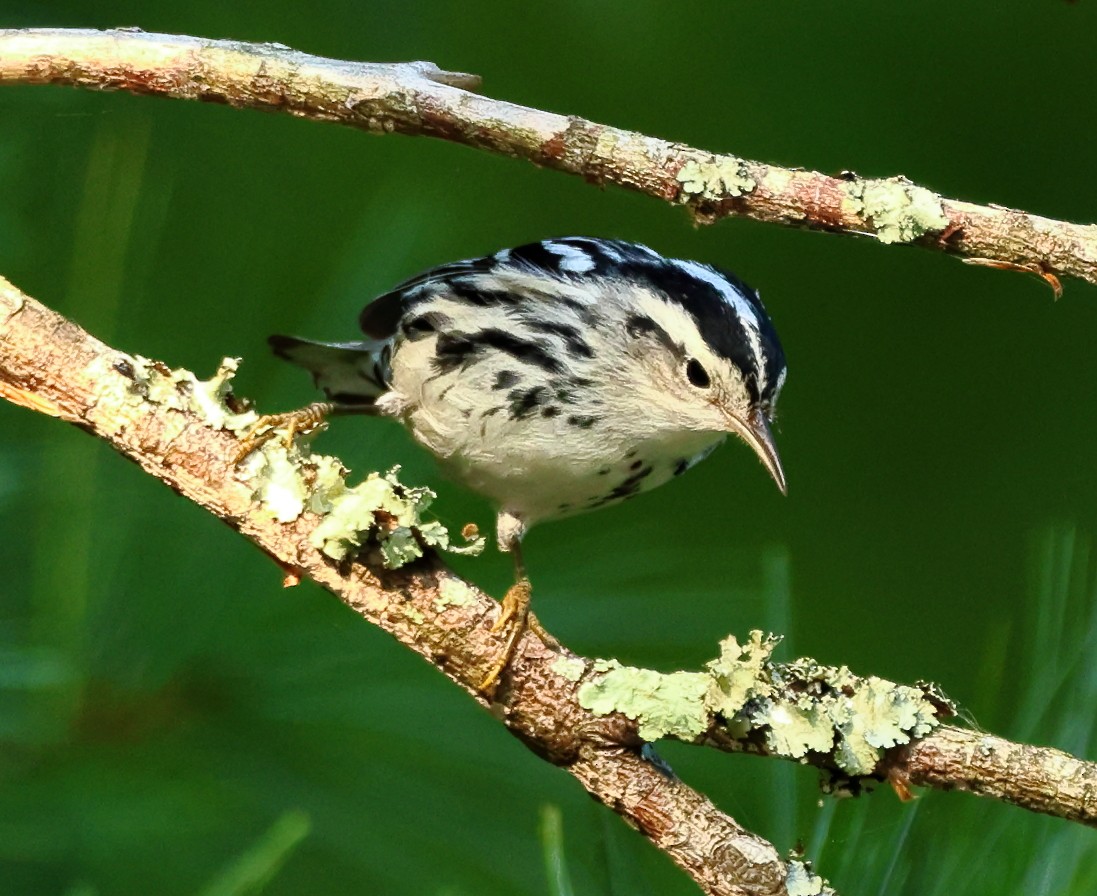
xmin=2 ymin=3 xmax=1096 ymax=894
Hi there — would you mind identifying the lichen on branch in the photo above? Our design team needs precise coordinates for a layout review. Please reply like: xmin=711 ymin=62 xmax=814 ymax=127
xmin=0 ymin=275 xmax=802 ymax=896
xmin=96 ymin=352 xmax=487 ymax=569
xmin=578 ymin=631 xmax=951 ymax=777
xmin=1 ymin=27 xmax=1096 ymax=288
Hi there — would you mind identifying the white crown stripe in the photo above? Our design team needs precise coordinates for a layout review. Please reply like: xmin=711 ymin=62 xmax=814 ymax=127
xmin=669 ymin=259 xmax=768 ymax=392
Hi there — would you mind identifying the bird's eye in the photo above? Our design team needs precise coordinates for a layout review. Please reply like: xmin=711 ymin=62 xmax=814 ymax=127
xmin=685 ymin=358 xmax=711 ymax=389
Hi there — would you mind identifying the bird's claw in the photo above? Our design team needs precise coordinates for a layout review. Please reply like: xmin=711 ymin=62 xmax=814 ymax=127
xmin=480 ymin=578 xmax=547 ymax=695
xmin=233 ymin=401 xmax=332 ymax=464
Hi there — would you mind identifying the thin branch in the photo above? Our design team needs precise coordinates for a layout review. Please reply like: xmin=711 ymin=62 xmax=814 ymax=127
xmin=1 ymin=27 xmax=1096 ymax=288
xmin=697 ymin=673 xmax=1097 ymax=828
xmin=895 ymin=727 xmax=1097 ymax=826
xmin=575 ymin=632 xmax=1097 ymax=829
xmin=715 ymin=723 xmax=1097 ymax=830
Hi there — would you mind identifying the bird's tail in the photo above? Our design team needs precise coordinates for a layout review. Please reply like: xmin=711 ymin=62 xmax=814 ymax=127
xmin=268 ymin=334 xmax=390 ymax=407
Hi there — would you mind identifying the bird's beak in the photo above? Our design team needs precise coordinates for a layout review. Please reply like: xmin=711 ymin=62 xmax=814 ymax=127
xmin=726 ymin=407 xmax=787 ymax=495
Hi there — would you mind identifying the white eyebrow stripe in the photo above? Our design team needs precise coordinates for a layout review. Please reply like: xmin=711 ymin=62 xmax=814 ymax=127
xmin=670 ymin=259 xmax=768 ymax=393
xmin=544 ymin=241 xmax=597 ymax=274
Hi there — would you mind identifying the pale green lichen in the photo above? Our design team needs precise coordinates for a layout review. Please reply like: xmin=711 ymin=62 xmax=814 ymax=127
xmin=829 ymin=674 xmax=940 ymax=773
xmin=706 ymin=631 xmax=779 ymax=718
xmin=759 ymin=702 xmax=835 ymax=759
xmin=135 ymin=355 xmax=256 ymax=432
xmin=306 ymin=467 xmax=486 ymax=567
xmin=87 ymin=353 xmax=258 ymax=439
xmin=786 ymin=859 xmax=836 ymax=896
xmin=241 ymin=442 xmax=311 ymax=523
xmin=434 ymin=577 xmax=475 ymax=610
xmin=308 ymin=472 xmax=409 ymax=560
xmin=182 ymin=358 xmax=249 ymax=431
xmin=415 ymin=518 xmax=483 ymax=556
xmin=551 ymin=656 xmax=587 ymax=682
xmin=97 ymin=354 xmax=486 ymax=569
xmin=378 ymin=527 xmax=421 ymax=568
xmin=578 ymin=630 xmax=949 ymax=776
xmin=676 ymin=156 xmax=756 ymax=201
xmin=306 ymin=455 xmax=352 ymax=513
xmin=843 ymin=176 xmax=948 ymax=244
xmin=578 ymin=662 xmax=710 ymax=742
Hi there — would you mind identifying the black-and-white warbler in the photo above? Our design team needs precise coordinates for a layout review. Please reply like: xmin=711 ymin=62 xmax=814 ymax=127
xmin=260 ymin=237 xmax=787 ymax=689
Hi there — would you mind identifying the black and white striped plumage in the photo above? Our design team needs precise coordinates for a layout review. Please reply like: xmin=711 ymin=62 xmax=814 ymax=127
xmin=270 ymin=237 xmax=787 ymax=555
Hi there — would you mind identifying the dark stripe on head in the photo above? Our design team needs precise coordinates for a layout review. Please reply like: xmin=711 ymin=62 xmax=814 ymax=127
xmin=673 ymin=266 xmax=784 ymax=405
xmin=625 ymin=314 xmax=683 ymax=358
xmin=616 ymin=258 xmax=784 ymax=405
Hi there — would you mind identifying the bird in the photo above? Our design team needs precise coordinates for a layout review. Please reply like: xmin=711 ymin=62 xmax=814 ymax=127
xmin=252 ymin=237 xmax=787 ymax=691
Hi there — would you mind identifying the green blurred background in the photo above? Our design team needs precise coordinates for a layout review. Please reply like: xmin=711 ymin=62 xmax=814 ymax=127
xmin=2 ymin=3 xmax=1096 ymax=894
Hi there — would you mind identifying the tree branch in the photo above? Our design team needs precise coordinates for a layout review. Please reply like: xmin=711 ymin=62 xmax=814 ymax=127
xmin=0 ymin=277 xmax=797 ymax=895
xmin=894 ymin=727 xmax=1097 ymax=826
xmin=1 ymin=27 xmax=1095 ymax=288
xmin=3 ymin=276 xmax=1096 ymax=893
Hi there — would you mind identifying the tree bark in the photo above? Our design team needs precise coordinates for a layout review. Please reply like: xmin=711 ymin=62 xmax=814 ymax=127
xmin=0 ymin=28 xmax=1094 ymax=290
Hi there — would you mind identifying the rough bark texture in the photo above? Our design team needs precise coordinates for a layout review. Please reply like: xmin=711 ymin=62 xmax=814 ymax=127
xmin=895 ymin=727 xmax=1097 ymax=827
xmin=704 ymin=720 xmax=1097 ymax=829
xmin=1 ymin=27 xmax=1095 ymax=288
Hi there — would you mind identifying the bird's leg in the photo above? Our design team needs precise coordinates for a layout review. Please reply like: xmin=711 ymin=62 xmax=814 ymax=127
xmin=479 ymin=546 xmax=530 ymax=694
xmin=479 ymin=543 xmax=556 ymax=694
xmin=233 ymin=401 xmax=336 ymax=463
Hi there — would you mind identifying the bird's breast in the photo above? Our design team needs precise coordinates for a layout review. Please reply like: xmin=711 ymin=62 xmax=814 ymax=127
xmin=385 ymin=330 xmax=725 ymax=527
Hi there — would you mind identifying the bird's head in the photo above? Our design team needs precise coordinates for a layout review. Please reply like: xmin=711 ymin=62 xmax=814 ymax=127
xmin=612 ymin=251 xmax=787 ymax=494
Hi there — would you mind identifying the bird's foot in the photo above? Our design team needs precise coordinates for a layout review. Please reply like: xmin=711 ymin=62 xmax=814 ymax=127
xmin=479 ymin=578 xmax=556 ymax=695
xmin=233 ymin=401 xmax=333 ymax=463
